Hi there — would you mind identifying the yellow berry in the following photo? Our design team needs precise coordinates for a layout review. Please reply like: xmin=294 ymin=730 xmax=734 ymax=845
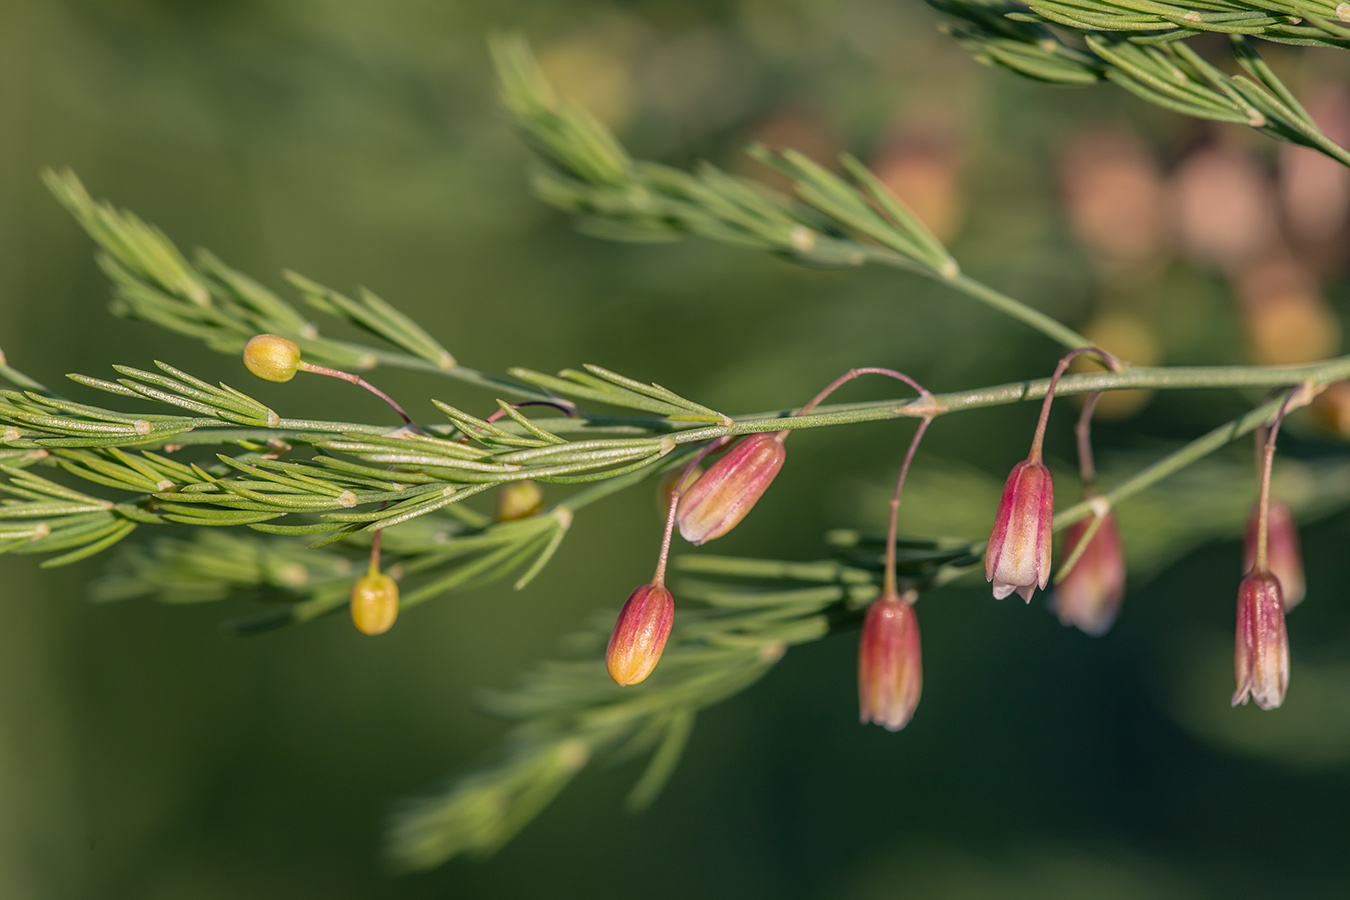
xmin=243 ymin=334 xmax=302 ymax=383
xmin=495 ymin=480 xmax=544 ymax=521
xmin=350 ymin=571 xmax=399 ymax=635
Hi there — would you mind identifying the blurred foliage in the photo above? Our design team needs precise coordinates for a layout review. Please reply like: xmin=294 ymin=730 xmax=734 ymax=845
xmin=3 ymin=0 xmax=1350 ymax=898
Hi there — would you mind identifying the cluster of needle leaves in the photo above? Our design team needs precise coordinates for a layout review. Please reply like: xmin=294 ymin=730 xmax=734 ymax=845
xmin=932 ymin=0 xmax=1350 ymax=166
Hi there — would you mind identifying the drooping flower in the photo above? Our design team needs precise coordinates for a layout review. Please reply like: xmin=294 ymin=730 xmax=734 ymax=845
xmin=676 ymin=433 xmax=786 ymax=545
xmin=606 ymin=583 xmax=675 ymax=686
xmin=1243 ymin=499 xmax=1304 ymax=610
xmin=858 ymin=591 xmax=923 ymax=731
xmin=1053 ymin=510 xmax=1125 ymax=635
xmin=1232 ymin=569 xmax=1289 ymax=710
xmin=985 ymin=458 xmax=1054 ymax=602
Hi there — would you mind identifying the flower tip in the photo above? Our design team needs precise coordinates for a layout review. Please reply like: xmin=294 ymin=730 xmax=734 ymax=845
xmin=606 ymin=584 xmax=675 ymax=686
xmin=243 ymin=334 xmax=302 ymax=383
xmin=350 ymin=571 xmax=399 ymax=635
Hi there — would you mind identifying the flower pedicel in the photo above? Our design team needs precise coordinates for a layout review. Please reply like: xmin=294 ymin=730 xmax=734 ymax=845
xmin=987 ymin=348 xmax=1118 ymax=602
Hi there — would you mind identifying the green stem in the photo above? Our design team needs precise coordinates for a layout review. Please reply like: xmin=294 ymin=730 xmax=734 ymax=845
xmin=921 ymin=388 xmax=1312 ymax=592
xmin=107 ymin=356 xmax=1350 ymax=451
xmin=1052 ymin=390 xmax=1297 ymax=531
xmin=363 ymin=349 xmax=553 ymax=401
xmin=865 ymin=252 xmax=1093 ymax=350
xmin=946 ymin=273 xmax=1094 ymax=351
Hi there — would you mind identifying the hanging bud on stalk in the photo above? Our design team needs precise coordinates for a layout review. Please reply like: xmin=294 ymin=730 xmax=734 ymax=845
xmin=676 ymin=433 xmax=786 ymax=545
xmin=851 ymin=373 xmax=934 ymax=731
xmin=1053 ymin=509 xmax=1125 ymax=635
xmin=608 ymin=464 xmax=688 ymax=687
xmin=243 ymin=333 xmax=415 ymax=426
xmin=1243 ymin=500 xmax=1304 ymax=610
xmin=1233 ymin=388 xmax=1298 ymax=710
xmin=677 ymin=367 xmax=935 ymax=546
xmin=987 ymin=348 xmax=1117 ymax=603
xmin=858 ymin=591 xmax=923 ymax=731
xmin=1232 ymin=569 xmax=1289 ymax=710
xmin=606 ymin=583 xmax=675 ymax=686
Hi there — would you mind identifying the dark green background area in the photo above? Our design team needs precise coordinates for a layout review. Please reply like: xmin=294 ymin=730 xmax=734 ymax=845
xmin=3 ymin=1 xmax=1350 ymax=897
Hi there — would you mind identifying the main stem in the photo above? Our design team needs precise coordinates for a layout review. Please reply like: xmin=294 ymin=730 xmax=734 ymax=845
xmin=131 ymin=358 xmax=1350 ymax=448
xmin=944 ymin=272 xmax=1094 ymax=351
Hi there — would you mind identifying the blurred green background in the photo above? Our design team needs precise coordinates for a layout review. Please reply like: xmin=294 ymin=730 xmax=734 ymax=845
xmin=3 ymin=1 xmax=1350 ymax=897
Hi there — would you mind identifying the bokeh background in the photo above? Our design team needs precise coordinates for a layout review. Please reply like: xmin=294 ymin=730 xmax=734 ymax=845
xmin=3 ymin=1 xmax=1350 ymax=897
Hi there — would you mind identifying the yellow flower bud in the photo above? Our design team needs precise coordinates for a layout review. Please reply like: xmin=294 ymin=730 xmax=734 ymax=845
xmin=350 ymin=571 xmax=399 ymax=635
xmin=243 ymin=334 xmax=302 ymax=383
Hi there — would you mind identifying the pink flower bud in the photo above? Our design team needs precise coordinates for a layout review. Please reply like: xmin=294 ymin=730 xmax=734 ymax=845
xmin=1053 ymin=510 xmax=1125 ymax=636
xmin=1243 ymin=500 xmax=1305 ymax=610
xmin=985 ymin=459 xmax=1054 ymax=602
xmin=606 ymin=583 xmax=675 ymax=686
xmin=858 ymin=592 xmax=922 ymax=731
xmin=1232 ymin=569 xmax=1289 ymax=710
xmin=676 ymin=433 xmax=786 ymax=545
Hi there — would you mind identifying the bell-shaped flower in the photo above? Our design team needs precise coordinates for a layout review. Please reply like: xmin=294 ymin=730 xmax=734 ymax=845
xmin=985 ymin=458 xmax=1054 ymax=602
xmin=857 ymin=591 xmax=923 ymax=731
xmin=676 ymin=433 xmax=786 ymax=545
xmin=1053 ymin=509 xmax=1125 ymax=636
xmin=1232 ymin=569 xmax=1289 ymax=710
xmin=606 ymin=583 xmax=675 ymax=686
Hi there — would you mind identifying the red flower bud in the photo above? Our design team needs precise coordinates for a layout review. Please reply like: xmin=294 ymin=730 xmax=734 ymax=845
xmin=985 ymin=459 xmax=1054 ymax=602
xmin=606 ymin=583 xmax=675 ymax=686
xmin=1053 ymin=510 xmax=1125 ymax=636
xmin=1243 ymin=500 xmax=1305 ymax=610
xmin=1233 ymin=569 xmax=1289 ymax=710
xmin=676 ymin=433 xmax=786 ymax=545
xmin=858 ymin=591 xmax=922 ymax=731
